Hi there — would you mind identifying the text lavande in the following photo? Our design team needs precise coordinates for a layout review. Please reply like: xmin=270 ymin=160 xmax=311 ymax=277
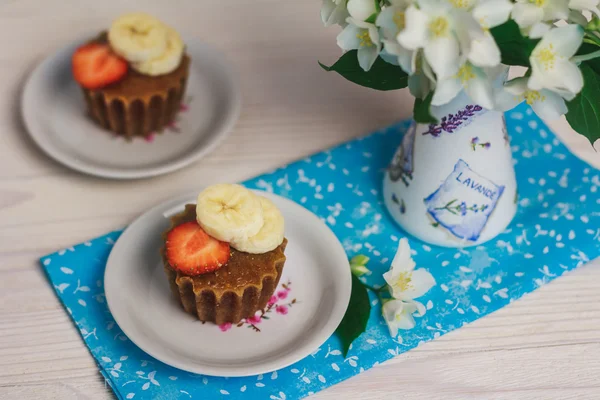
xmin=455 ymin=172 xmax=497 ymax=200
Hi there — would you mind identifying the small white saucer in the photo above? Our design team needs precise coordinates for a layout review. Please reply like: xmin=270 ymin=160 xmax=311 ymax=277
xmin=21 ymin=36 xmax=241 ymax=179
xmin=104 ymin=191 xmax=351 ymax=377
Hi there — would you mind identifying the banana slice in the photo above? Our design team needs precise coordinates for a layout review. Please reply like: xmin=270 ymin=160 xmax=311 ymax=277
xmin=108 ymin=13 xmax=168 ymax=63
xmin=131 ymin=26 xmax=184 ymax=76
xmin=196 ymin=184 xmax=264 ymax=244
xmin=231 ymin=196 xmax=285 ymax=254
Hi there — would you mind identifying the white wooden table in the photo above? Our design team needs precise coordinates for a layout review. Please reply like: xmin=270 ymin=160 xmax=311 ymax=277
xmin=1 ymin=1 xmax=599 ymax=399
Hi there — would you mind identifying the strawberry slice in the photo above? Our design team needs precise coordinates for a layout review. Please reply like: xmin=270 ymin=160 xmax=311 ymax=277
xmin=166 ymin=222 xmax=230 ymax=276
xmin=72 ymin=43 xmax=128 ymax=89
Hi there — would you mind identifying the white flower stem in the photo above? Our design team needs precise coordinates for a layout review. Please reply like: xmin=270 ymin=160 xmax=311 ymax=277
xmin=572 ymin=49 xmax=600 ymax=63
xmin=362 ymin=283 xmax=389 ymax=304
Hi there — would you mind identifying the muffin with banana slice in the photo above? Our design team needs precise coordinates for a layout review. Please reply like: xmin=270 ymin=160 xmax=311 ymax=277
xmin=71 ymin=13 xmax=189 ymax=138
xmin=161 ymin=184 xmax=288 ymax=325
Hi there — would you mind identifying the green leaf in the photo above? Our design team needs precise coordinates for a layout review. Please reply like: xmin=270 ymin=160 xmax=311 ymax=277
xmin=566 ymin=63 xmax=600 ymax=145
xmin=319 ymin=50 xmax=408 ymax=91
xmin=350 ymin=254 xmax=370 ymax=267
xmin=413 ymin=92 xmax=436 ymax=124
xmin=365 ymin=12 xmax=377 ymax=24
xmin=335 ymin=274 xmax=371 ymax=357
xmin=586 ymin=15 xmax=600 ymax=31
xmin=490 ymin=20 xmax=538 ymax=67
xmin=351 ymin=264 xmax=371 ymax=277
xmin=583 ymin=35 xmax=600 ymax=48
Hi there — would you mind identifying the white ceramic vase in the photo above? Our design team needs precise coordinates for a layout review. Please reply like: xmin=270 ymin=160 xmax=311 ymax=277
xmin=383 ymin=92 xmax=518 ymax=247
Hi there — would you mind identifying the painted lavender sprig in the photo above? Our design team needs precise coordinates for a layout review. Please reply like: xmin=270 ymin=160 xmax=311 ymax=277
xmin=434 ymin=199 xmax=489 ymax=216
xmin=471 ymin=137 xmax=491 ymax=151
xmin=423 ymin=105 xmax=483 ymax=137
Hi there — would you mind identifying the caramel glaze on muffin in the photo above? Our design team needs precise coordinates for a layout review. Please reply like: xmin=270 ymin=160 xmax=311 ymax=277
xmin=161 ymin=204 xmax=287 ymax=325
xmin=80 ymin=32 xmax=190 ymax=139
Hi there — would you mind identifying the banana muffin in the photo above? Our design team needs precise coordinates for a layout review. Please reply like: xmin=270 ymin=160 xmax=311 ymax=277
xmin=71 ymin=13 xmax=189 ymax=139
xmin=161 ymin=184 xmax=287 ymax=325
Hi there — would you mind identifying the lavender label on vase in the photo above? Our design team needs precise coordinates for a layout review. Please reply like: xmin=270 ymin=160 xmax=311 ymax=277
xmin=424 ymin=159 xmax=505 ymax=241
xmin=388 ymin=124 xmax=415 ymax=186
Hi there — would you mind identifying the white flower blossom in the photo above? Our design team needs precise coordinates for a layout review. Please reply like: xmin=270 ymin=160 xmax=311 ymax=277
xmin=432 ymin=62 xmax=495 ymax=108
xmin=383 ymin=238 xmax=436 ymax=301
xmin=568 ymin=9 xmax=590 ymax=26
xmin=377 ymin=0 xmax=414 ymax=72
xmin=397 ymin=0 xmax=466 ymax=79
xmin=528 ymin=24 xmax=584 ymax=95
xmin=381 ymin=44 xmax=435 ymax=100
xmin=408 ymin=52 xmax=436 ymax=99
xmin=469 ymin=0 xmax=513 ymax=67
xmin=376 ymin=1 xmax=436 ymax=98
xmin=321 ymin=0 xmax=587 ymax=121
xmin=337 ymin=17 xmax=382 ymax=71
xmin=377 ymin=0 xmax=412 ymax=41
xmin=569 ymin=0 xmax=600 ymax=18
xmin=322 ymin=0 xmax=349 ymax=27
xmin=496 ymin=76 xmax=573 ymax=120
xmin=382 ymin=300 xmax=418 ymax=337
xmin=380 ymin=38 xmax=415 ymax=75
xmin=512 ymin=0 xmax=569 ymax=38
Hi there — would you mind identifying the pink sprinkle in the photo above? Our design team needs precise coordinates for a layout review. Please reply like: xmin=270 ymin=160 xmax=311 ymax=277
xmin=275 ymin=305 xmax=288 ymax=315
xmin=144 ymin=134 xmax=155 ymax=143
xmin=277 ymin=290 xmax=288 ymax=300
xmin=268 ymin=296 xmax=278 ymax=306
xmin=247 ymin=314 xmax=262 ymax=324
xmin=179 ymin=103 xmax=189 ymax=112
xmin=219 ymin=323 xmax=232 ymax=332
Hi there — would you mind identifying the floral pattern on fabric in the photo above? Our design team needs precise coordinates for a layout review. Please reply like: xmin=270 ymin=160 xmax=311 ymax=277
xmin=41 ymin=104 xmax=600 ymax=400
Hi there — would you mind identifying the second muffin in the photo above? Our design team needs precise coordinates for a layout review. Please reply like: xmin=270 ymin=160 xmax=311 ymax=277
xmin=72 ymin=13 xmax=190 ymax=139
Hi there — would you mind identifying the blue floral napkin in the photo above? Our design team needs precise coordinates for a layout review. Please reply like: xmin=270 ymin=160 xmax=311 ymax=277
xmin=41 ymin=103 xmax=600 ymax=400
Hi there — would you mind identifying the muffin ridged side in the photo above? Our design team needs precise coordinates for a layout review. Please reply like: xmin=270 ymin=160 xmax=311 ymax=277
xmin=82 ymin=74 xmax=188 ymax=139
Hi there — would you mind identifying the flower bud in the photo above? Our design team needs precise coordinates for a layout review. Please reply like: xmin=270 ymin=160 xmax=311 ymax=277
xmin=347 ymin=0 xmax=377 ymax=22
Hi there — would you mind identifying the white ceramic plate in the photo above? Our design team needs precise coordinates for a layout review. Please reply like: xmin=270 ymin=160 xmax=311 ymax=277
xmin=104 ymin=191 xmax=351 ymax=377
xmin=21 ymin=36 xmax=241 ymax=179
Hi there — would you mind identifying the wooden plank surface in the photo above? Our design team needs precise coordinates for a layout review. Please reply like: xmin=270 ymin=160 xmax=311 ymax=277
xmin=0 ymin=0 xmax=599 ymax=399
